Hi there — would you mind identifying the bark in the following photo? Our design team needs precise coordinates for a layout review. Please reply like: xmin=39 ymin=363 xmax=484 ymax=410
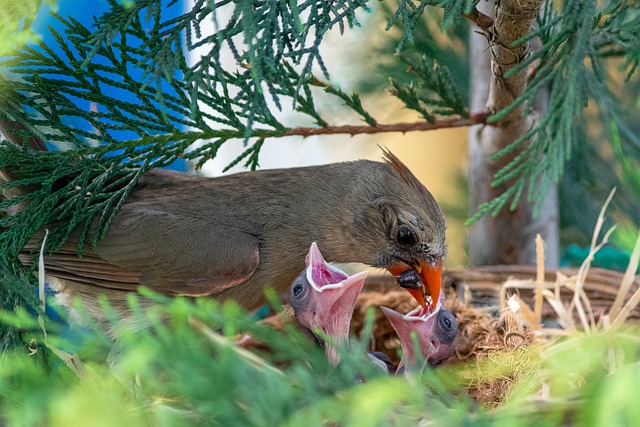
xmin=468 ymin=0 xmax=559 ymax=267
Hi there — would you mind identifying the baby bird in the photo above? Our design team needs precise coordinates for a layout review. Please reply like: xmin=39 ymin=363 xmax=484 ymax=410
xmin=289 ymin=242 xmax=367 ymax=365
xmin=381 ymin=292 xmax=458 ymax=374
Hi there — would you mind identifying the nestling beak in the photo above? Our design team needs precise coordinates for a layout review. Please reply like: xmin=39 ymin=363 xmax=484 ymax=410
xmin=387 ymin=258 xmax=442 ymax=310
xmin=292 ymin=242 xmax=368 ymax=364
xmin=381 ymin=291 xmax=457 ymax=371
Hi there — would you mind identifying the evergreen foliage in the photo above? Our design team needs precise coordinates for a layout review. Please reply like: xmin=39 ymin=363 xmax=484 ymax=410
xmin=0 ymin=0 xmax=57 ymax=55
xmin=0 ymin=0 xmax=639 ymax=346
xmin=354 ymin=2 xmax=469 ymax=96
xmin=390 ymin=55 xmax=468 ymax=123
xmin=1 ymin=285 xmax=640 ymax=426
xmin=2 ymin=1 xmax=640 ymax=422
xmin=469 ymin=0 xmax=640 ymax=221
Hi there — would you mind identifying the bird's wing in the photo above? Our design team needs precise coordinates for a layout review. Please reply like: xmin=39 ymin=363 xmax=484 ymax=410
xmin=31 ymin=207 xmax=260 ymax=296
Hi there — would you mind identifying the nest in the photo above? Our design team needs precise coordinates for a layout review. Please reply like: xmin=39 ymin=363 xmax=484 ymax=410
xmin=351 ymin=262 xmax=640 ymax=407
xmin=258 ymin=198 xmax=640 ymax=408
xmin=351 ymin=285 xmax=537 ymax=365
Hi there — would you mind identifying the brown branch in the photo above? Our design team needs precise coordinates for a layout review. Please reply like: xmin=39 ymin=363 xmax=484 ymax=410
xmin=487 ymin=0 xmax=545 ymax=124
xmin=463 ymin=8 xmax=494 ymax=32
xmin=279 ymin=111 xmax=490 ymax=138
xmin=468 ymin=0 xmax=558 ymax=267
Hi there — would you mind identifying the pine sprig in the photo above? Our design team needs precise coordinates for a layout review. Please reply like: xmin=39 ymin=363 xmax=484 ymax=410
xmin=590 ymin=0 xmax=640 ymax=80
xmin=387 ymin=0 xmax=481 ymax=51
xmin=7 ymin=0 xmax=376 ymax=146
xmin=307 ymin=77 xmax=378 ymax=126
xmin=130 ymin=0 xmax=371 ymax=116
xmin=390 ymin=56 xmax=468 ymax=121
xmin=222 ymin=137 xmax=265 ymax=172
xmin=438 ymin=0 xmax=481 ymax=30
xmin=387 ymin=0 xmax=432 ymax=51
xmin=469 ymin=0 xmax=636 ymax=222
xmin=389 ymin=79 xmax=435 ymax=122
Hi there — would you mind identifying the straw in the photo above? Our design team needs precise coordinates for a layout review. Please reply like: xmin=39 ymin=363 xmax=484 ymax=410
xmin=534 ymin=234 xmax=545 ymax=326
xmin=609 ymin=229 xmax=640 ymax=320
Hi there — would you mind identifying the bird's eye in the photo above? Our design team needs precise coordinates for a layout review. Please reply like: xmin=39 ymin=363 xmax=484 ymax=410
xmin=396 ymin=225 xmax=417 ymax=247
xmin=292 ymin=282 xmax=305 ymax=297
xmin=442 ymin=316 xmax=451 ymax=329
xmin=439 ymin=311 xmax=454 ymax=331
xmin=290 ymin=271 xmax=310 ymax=300
xmin=436 ymin=310 xmax=458 ymax=344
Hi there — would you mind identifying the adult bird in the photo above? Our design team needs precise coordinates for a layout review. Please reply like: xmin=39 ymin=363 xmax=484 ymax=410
xmin=1 ymin=115 xmax=446 ymax=314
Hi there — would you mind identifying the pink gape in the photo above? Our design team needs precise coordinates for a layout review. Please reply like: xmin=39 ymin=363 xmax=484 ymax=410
xmin=381 ymin=292 xmax=457 ymax=373
xmin=290 ymin=242 xmax=457 ymax=371
xmin=290 ymin=242 xmax=367 ymax=365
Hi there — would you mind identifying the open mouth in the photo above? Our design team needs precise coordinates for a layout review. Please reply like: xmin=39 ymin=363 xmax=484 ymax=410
xmin=404 ymin=295 xmax=439 ymax=319
xmin=303 ymin=242 xmax=368 ymax=325
xmin=380 ymin=291 xmax=456 ymax=368
xmin=379 ymin=303 xmax=440 ymax=367
xmin=300 ymin=242 xmax=368 ymax=365
xmin=305 ymin=242 xmax=349 ymax=291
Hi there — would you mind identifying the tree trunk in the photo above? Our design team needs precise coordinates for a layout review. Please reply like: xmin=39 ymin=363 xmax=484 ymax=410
xmin=468 ymin=0 xmax=559 ymax=267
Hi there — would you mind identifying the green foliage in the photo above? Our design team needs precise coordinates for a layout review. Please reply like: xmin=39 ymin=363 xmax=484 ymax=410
xmin=0 ymin=265 xmax=41 ymax=351
xmin=390 ymin=55 xmax=468 ymax=121
xmin=0 ymin=0 xmax=56 ymax=56
xmin=390 ymin=78 xmax=435 ymax=122
xmin=593 ymin=0 xmax=640 ymax=80
xmin=2 ymin=290 xmax=640 ymax=426
xmin=387 ymin=0 xmax=480 ymax=50
xmin=355 ymin=2 xmax=469 ymax=97
xmin=81 ymin=0 xmax=371 ymax=119
xmin=0 ymin=291 xmax=455 ymax=426
xmin=557 ymin=90 xmax=640 ymax=249
xmin=307 ymin=76 xmax=378 ymax=126
xmin=469 ymin=0 xmax=640 ymax=222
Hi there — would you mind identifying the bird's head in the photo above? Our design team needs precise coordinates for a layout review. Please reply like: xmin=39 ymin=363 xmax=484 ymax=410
xmin=352 ymin=149 xmax=446 ymax=312
xmin=290 ymin=242 xmax=367 ymax=365
xmin=381 ymin=294 xmax=458 ymax=370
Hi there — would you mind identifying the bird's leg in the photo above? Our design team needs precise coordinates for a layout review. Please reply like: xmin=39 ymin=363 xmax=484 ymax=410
xmin=396 ymin=268 xmax=422 ymax=290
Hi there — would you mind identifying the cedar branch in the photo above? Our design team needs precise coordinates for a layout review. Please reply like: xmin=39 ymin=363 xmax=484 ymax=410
xmin=463 ymin=8 xmax=494 ymax=32
xmin=278 ymin=111 xmax=490 ymax=138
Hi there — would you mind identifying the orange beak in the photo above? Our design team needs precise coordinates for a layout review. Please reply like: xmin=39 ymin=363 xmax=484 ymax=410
xmin=387 ymin=258 xmax=442 ymax=309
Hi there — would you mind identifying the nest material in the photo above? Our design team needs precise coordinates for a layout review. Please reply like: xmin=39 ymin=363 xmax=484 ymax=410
xmin=350 ymin=289 xmax=536 ymax=365
xmin=351 ymin=265 xmax=640 ymax=407
xmin=351 ymin=287 xmax=537 ymax=407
